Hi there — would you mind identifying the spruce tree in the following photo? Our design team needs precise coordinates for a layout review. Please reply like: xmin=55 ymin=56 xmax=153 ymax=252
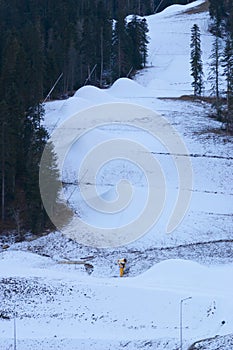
xmin=111 ymin=14 xmax=130 ymax=79
xmin=190 ymin=24 xmax=204 ymax=96
xmin=208 ymin=23 xmax=223 ymax=120
xmin=139 ymin=18 xmax=149 ymax=67
xmin=23 ymin=104 xmax=60 ymax=233
xmin=126 ymin=16 xmax=149 ymax=70
xmin=222 ymin=35 xmax=233 ymax=132
xmin=126 ymin=15 xmax=143 ymax=70
xmin=209 ymin=0 xmax=226 ymax=31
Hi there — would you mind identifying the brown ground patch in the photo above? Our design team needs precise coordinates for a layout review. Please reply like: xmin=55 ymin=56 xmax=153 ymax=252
xmin=158 ymin=95 xmax=215 ymax=103
xmin=182 ymin=0 xmax=209 ymax=15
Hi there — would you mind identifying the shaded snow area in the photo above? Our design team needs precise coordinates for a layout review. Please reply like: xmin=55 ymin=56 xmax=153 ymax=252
xmin=1 ymin=1 xmax=233 ymax=349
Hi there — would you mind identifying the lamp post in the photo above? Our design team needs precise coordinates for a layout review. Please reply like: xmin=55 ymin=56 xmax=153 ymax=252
xmin=180 ymin=297 xmax=192 ymax=350
xmin=13 ymin=315 xmax=17 ymax=350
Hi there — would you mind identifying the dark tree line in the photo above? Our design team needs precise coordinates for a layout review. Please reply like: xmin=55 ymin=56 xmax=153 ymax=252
xmin=208 ymin=0 xmax=233 ymax=132
xmin=0 ymin=0 xmax=196 ymax=237
xmin=0 ymin=1 xmax=194 ymax=99
xmin=0 ymin=0 xmax=151 ymax=237
xmin=0 ymin=1 xmax=151 ymax=99
xmin=189 ymin=1 xmax=233 ymax=132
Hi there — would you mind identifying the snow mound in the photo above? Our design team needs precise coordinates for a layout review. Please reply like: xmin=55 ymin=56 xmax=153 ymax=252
xmin=155 ymin=0 xmax=206 ymax=18
xmin=74 ymin=85 xmax=116 ymax=103
xmin=128 ymin=259 xmax=233 ymax=300
xmin=0 ymin=250 xmax=54 ymax=277
xmin=44 ymin=97 xmax=92 ymax=128
xmin=138 ymin=258 xmax=207 ymax=283
xmin=59 ymin=96 xmax=92 ymax=116
xmin=108 ymin=78 xmax=155 ymax=98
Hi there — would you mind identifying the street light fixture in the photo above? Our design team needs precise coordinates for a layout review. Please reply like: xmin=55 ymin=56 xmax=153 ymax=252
xmin=13 ymin=316 xmax=17 ymax=350
xmin=180 ymin=296 xmax=192 ymax=350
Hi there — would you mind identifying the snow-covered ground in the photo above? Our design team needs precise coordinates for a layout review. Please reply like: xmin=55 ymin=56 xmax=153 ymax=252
xmin=1 ymin=250 xmax=233 ymax=350
xmin=135 ymin=0 xmax=212 ymax=97
xmin=1 ymin=1 xmax=233 ymax=349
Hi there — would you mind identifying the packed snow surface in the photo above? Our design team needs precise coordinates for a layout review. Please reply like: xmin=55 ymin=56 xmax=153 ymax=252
xmin=1 ymin=251 xmax=233 ymax=349
xmin=1 ymin=1 xmax=233 ymax=349
xmin=135 ymin=0 xmax=213 ymax=97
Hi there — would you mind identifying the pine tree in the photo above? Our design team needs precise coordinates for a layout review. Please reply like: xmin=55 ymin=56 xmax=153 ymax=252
xmin=23 ymin=104 xmax=60 ymax=233
xmin=0 ymin=32 xmax=25 ymax=226
xmin=190 ymin=24 xmax=204 ymax=96
xmin=126 ymin=15 xmax=143 ymax=70
xmin=222 ymin=35 xmax=233 ymax=132
xmin=209 ymin=0 xmax=226 ymax=30
xmin=139 ymin=18 xmax=149 ymax=67
xmin=208 ymin=22 xmax=223 ymax=120
xmin=111 ymin=13 xmax=130 ymax=79
xmin=81 ymin=14 xmax=98 ymax=84
xmin=96 ymin=1 xmax=113 ymax=87
xmin=126 ymin=16 xmax=149 ymax=70
xmin=0 ymin=101 xmax=7 ymax=222
xmin=209 ymin=0 xmax=232 ymax=37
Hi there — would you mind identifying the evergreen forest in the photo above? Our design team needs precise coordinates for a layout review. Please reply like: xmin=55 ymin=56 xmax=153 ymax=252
xmin=0 ymin=0 xmax=231 ymax=237
xmin=207 ymin=0 xmax=233 ymax=132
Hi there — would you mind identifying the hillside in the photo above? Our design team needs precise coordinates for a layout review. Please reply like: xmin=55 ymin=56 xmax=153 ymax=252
xmin=1 ymin=1 xmax=233 ymax=349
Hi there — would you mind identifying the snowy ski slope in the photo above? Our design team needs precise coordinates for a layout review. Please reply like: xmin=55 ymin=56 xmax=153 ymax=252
xmin=1 ymin=1 xmax=233 ymax=349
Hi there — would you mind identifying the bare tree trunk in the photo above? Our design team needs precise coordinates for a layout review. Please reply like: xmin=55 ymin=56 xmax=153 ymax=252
xmin=138 ymin=0 xmax=141 ymax=14
xmin=1 ymin=122 xmax=5 ymax=222
xmin=215 ymin=36 xmax=221 ymax=119
xmin=150 ymin=0 xmax=154 ymax=13
xmin=13 ymin=209 xmax=22 ymax=240
xmin=100 ymin=27 xmax=104 ymax=87
xmin=118 ymin=37 xmax=121 ymax=77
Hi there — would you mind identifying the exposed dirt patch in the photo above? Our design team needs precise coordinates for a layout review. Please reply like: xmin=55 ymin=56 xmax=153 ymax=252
xmin=181 ymin=0 xmax=209 ymax=15
xmin=159 ymin=95 xmax=216 ymax=104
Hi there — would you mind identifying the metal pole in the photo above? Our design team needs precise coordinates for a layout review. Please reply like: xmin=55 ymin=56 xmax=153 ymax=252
xmin=43 ymin=72 xmax=63 ymax=103
xmin=126 ymin=66 xmax=133 ymax=78
xmin=84 ymin=64 xmax=97 ymax=86
xmin=180 ymin=297 xmax=192 ymax=350
xmin=13 ymin=316 xmax=16 ymax=350
xmin=180 ymin=300 xmax=182 ymax=350
xmin=154 ymin=0 xmax=165 ymax=14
